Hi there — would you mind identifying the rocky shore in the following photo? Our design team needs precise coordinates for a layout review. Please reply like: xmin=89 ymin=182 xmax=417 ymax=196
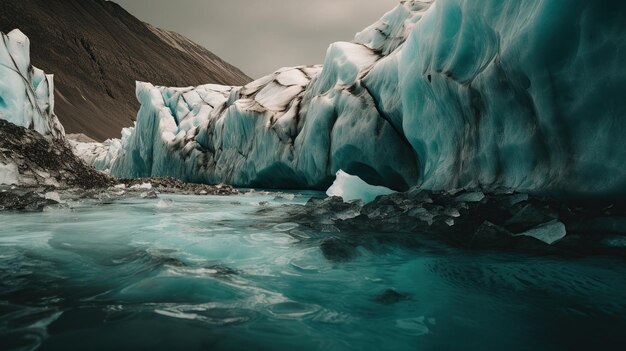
xmin=283 ymin=189 xmax=626 ymax=259
xmin=0 ymin=119 xmax=237 ymax=211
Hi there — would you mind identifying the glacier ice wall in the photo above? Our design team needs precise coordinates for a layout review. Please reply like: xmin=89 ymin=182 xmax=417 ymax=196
xmin=0 ymin=30 xmax=113 ymax=188
xmin=79 ymin=0 xmax=626 ymax=198
xmin=393 ymin=0 xmax=626 ymax=198
xmin=0 ymin=29 xmax=64 ymax=139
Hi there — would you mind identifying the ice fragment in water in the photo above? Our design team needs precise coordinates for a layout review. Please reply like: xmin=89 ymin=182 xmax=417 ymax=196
xmin=326 ymin=170 xmax=395 ymax=204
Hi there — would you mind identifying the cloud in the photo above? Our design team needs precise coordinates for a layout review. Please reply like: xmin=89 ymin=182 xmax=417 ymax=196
xmin=114 ymin=0 xmax=400 ymax=78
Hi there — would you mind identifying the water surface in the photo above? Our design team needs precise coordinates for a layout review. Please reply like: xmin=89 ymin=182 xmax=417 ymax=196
xmin=1 ymin=193 xmax=625 ymax=350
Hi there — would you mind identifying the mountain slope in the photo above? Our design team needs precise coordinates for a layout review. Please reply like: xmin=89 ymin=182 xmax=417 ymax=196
xmin=0 ymin=0 xmax=251 ymax=141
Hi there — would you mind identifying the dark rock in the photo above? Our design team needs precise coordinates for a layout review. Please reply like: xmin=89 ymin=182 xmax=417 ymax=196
xmin=0 ymin=119 xmax=112 ymax=189
xmin=206 ymin=265 xmax=239 ymax=276
xmin=0 ymin=190 xmax=58 ymax=211
xmin=161 ymin=257 xmax=187 ymax=267
xmin=282 ymin=186 xmax=626 ymax=255
xmin=118 ymin=177 xmax=238 ymax=196
xmin=469 ymin=221 xmax=515 ymax=249
xmin=505 ymin=203 xmax=557 ymax=232
xmin=320 ymin=237 xmax=358 ymax=262
xmin=374 ymin=289 xmax=410 ymax=305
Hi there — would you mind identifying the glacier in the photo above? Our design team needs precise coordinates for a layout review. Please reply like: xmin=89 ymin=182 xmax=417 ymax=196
xmin=0 ymin=29 xmax=64 ymax=139
xmin=0 ymin=29 xmax=112 ymax=189
xmin=74 ymin=0 xmax=626 ymax=198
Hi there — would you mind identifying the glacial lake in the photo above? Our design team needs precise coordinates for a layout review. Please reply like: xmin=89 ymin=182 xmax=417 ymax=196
xmin=1 ymin=192 xmax=625 ymax=350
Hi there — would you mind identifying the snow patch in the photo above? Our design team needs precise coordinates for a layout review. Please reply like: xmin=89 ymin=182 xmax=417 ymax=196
xmin=130 ymin=183 xmax=153 ymax=190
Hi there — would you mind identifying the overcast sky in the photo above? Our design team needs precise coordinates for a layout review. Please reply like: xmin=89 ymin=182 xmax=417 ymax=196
xmin=114 ymin=0 xmax=401 ymax=78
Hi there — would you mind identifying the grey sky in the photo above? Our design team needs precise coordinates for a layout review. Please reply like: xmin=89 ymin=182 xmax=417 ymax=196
xmin=113 ymin=0 xmax=401 ymax=78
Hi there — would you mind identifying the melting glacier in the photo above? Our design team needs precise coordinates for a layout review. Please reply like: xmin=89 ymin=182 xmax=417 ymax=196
xmin=0 ymin=29 xmax=64 ymax=139
xmin=75 ymin=0 xmax=626 ymax=199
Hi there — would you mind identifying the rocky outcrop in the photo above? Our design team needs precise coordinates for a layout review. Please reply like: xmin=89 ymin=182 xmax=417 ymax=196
xmin=0 ymin=119 xmax=112 ymax=189
xmin=284 ymin=188 xmax=626 ymax=259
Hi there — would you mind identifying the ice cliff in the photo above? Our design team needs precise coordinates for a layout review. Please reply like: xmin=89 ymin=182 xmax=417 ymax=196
xmin=75 ymin=0 xmax=626 ymax=198
xmin=0 ymin=29 xmax=64 ymax=139
xmin=0 ymin=30 xmax=113 ymax=189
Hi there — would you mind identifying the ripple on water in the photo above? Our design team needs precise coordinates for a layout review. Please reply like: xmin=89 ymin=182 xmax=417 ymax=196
xmin=395 ymin=316 xmax=432 ymax=336
xmin=267 ymin=302 xmax=321 ymax=319
xmin=289 ymin=247 xmax=327 ymax=273
xmin=153 ymin=305 xmax=259 ymax=326
xmin=273 ymin=222 xmax=300 ymax=232
xmin=248 ymin=232 xmax=297 ymax=246
xmin=0 ymin=307 xmax=62 ymax=351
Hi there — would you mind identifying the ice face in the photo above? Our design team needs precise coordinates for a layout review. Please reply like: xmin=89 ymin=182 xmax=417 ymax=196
xmin=326 ymin=170 xmax=395 ymax=204
xmin=0 ymin=29 xmax=64 ymax=139
xmin=75 ymin=0 xmax=626 ymax=198
xmin=394 ymin=0 xmax=626 ymax=198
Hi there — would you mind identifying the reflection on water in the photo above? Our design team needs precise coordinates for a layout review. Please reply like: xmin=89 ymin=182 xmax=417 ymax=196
xmin=1 ymin=193 xmax=625 ymax=350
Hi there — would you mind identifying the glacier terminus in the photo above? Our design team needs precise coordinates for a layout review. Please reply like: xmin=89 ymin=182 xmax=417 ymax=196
xmin=73 ymin=0 xmax=626 ymax=199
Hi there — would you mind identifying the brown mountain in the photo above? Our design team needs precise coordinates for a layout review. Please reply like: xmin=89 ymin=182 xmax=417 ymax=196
xmin=0 ymin=0 xmax=251 ymax=141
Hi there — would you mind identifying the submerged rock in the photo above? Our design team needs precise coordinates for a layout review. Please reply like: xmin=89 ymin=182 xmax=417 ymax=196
xmin=469 ymin=222 xmax=516 ymax=249
xmin=319 ymin=237 xmax=359 ymax=262
xmin=374 ymin=289 xmax=411 ymax=305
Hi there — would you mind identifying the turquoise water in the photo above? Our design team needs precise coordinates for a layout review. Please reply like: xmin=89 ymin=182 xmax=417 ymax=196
xmin=1 ymin=193 xmax=625 ymax=350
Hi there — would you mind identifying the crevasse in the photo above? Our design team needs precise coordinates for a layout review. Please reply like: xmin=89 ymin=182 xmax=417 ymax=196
xmin=76 ymin=0 xmax=626 ymax=198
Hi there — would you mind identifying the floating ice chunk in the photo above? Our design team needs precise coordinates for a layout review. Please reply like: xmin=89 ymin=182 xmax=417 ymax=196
xmin=130 ymin=183 xmax=152 ymax=190
xmin=44 ymin=191 xmax=61 ymax=203
xmin=0 ymin=163 xmax=19 ymax=185
xmin=154 ymin=309 xmax=198 ymax=321
xmin=326 ymin=170 xmax=395 ymax=204
xmin=516 ymin=220 xmax=566 ymax=245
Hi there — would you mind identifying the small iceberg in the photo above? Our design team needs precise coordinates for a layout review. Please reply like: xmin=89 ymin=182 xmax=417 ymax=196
xmin=326 ymin=170 xmax=395 ymax=204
